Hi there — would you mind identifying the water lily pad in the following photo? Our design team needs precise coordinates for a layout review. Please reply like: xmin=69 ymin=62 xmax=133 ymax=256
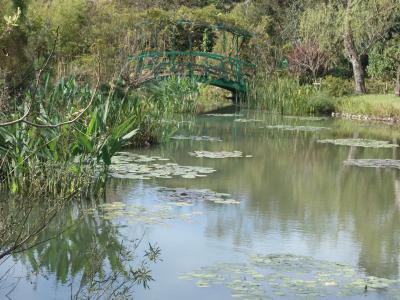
xmin=156 ymin=187 xmax=241 ymax=205
xmin=171 ymin=135 xmax=222 ymax=142
xmin=261 ymin=125 xmax=329 ymax=132
xmin=109 ymin=152 xmax=216 ymax=180
xmin=189 ymin=150 xmax=250 ymax=159
xmin=196 ymin=280 xmax=210 ymax=288
xmin=212 ymin=199 xmax=240 ymax=205
xmin=179 ymin=254 xmax=400 ymax=299
xmin=284 ymin=116 xmax=328 ymax=121
xmin=179 ymin=262 xmax=270 ymax=300
xmin=344 ymin=159 xmax=400 ymax=170
xmin=318 ymin=138 xmax=398 ymax=148
xmin=166 ymin=202 xmax=194 ymax=207
xmin=205 ymin=113 xmax=242 ymax=117
xmin=234 ymin=119 xmax=264 ymax=123
xmin=98 ymin=201 xmax=202 ymax=225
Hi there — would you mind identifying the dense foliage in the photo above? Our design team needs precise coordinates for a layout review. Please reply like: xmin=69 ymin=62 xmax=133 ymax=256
xmin=2 ymin=0 xmax=400 ymax=98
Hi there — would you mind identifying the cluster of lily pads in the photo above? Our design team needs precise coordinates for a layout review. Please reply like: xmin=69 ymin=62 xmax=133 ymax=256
xmin=318 ymin=138 xmax=398 ymax=148
xmin=157 ymin=187 xmax=241 ymax=205
xmin=159 ymin=119 xmax=193 ymax=125
xmin=179 ymin=263 xmax=268 ymax=299
xmin=189 ymin=150 xmax=252 ymax=159
xmin=109 ymin=152 xmax=216 ymax=180
xmin=111 ymin=153 xmax=170 ymax=163
xmin=344 ymin=159 xmax=400 ymax=170
xmin=260 ymin=125 xmax=330 ymax=132
xmin=97 ymin=201 xmax=203 ymax=224
xmin=283 ymin=116 xmax=328 ymax=121
xmin=234 ymin=118 xmax=264 ymax=123
xmin=171 ymin=135 xmax=222 ymax=142
xmin=179 ymin=254 xmax=400 ymax=299
xmin=205 ymin=113 xmax=242 ymax=117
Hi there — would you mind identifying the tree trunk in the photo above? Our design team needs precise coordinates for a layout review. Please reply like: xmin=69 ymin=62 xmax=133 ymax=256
xmin=343 ymin=0 xmax=367 ymax=94
xmin=351 ymin=55 xmax=367 ymax=94
xmin=344 ymin=34 xmax=367 ymax=93
xmin=396 ymin=64 xmax=400 ymax=97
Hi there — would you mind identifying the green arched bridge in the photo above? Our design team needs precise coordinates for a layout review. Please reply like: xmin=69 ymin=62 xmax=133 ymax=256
xmin=128 ymin=51 xmax=256 ymax=95
xmin=126 ymin=19 xmax=256 ymax=99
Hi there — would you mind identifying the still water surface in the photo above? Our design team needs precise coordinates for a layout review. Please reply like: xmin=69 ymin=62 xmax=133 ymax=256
xmin=2 ymin=110 xmax=400 ymax=299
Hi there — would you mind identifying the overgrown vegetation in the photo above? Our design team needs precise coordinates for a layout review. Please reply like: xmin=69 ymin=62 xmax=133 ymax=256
xmin=336 ymin=94 xmax=400 ymax=119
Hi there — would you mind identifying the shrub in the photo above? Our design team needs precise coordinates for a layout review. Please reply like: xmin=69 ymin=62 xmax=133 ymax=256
xmin=322 ymin=75 xmax=354 ymax=97
xmin=365 ymin=79 xmax=395 ymax=94
xmin=306 ymin=92 xmax=336 ymax=115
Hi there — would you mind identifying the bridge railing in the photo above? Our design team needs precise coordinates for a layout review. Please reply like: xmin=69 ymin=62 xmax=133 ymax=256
xmin=128 ymin=51 xmax=256 ymax=89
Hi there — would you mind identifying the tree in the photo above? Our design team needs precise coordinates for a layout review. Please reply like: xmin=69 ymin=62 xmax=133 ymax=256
xmin=1 ymin=4 xmax=25 ymax=108
xmin=368 ymin=34 xmax=400 ymax=96
xmin=341 ymin=0 xmax=400 ymax=93
xmin=287 ymin=41 xmax=330 ymax=81
xmin=384 ymin=36 xmax=400 ymax=96
xmin=296 ymin=2 xmax=344 ymax=80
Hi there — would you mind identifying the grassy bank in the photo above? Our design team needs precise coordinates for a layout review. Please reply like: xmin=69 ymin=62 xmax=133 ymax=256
xmin=335 ymin=94 xmax=400 ymax=120
xmin=249 ymin=76 xmax=400 ymax=121
xmin=248 ymin=76 xmax=335 ymax=116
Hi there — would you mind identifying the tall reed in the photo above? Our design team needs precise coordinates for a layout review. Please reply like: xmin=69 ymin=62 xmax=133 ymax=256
xmin=0 ymin=76 xmax=194 ymax=194
xmin=248 ymin=74 xmax=316 ymax=115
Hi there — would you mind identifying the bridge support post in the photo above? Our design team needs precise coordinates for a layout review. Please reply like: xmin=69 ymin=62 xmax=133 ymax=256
xmin=230 ymin=90 xmax=245 ymax=104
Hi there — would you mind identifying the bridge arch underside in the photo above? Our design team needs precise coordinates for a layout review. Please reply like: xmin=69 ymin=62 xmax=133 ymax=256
xmin=128 ymin=51 xmax=255 ymax=100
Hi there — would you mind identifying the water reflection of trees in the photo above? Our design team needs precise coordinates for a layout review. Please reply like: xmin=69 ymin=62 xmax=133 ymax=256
xmin=154 ymin=115 xmax=400 ymax=279
xmin=0 ymin=198 xmax=160 ymax=299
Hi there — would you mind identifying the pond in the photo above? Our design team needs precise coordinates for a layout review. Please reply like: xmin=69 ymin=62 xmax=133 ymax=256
xmin=2 ymin=109 xmax=400 ymax=299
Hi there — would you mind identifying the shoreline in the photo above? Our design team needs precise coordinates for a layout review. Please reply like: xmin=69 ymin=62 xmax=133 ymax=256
xmin=331 ymin=112 xmax=400 ymax=125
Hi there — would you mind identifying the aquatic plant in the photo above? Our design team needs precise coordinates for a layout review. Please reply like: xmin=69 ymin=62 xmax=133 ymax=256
xmin=248 ymin=76 xmax=317 ymax=116
xmin=205 ymin=113 xmax=243 ymax=117
xmin=318 ymin=138 xmax=398 ymax=148
xmin=144 ymin=77 xmax=200 ymax=114
xmin=94 ymin=201 xmax=203 ymax=225
xmin=189 ymin=150 xmax=252 ymax=158
xmin=283 ymin=116 xmax=328 ymax=121
xmin=260 ymin=125 xmax=330 ymax=132
xmin=157 ymin=187 xmax=240 ymax=205
xmin=171 ymin=135 xmax=223 ymax=142
xmin=179 ymin=254 xmax=400 ymax=299
xmin=0 ymin=75 xmax=196 ymax=194
xmin=109 ymin=152 xmax=216 ymax=179
xmin=234 ymin=118 xmax=264 ymax=123
xmin=344 ymin=159 xmax=400 ymax=170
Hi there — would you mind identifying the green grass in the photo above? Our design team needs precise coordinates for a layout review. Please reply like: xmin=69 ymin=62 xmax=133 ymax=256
xmin=336 ymin=94 xmax=400 ymax=118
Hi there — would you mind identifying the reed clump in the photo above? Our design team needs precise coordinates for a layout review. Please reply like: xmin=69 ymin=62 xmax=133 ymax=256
xmin=0 ymin=76 xmax=199 ymax=195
